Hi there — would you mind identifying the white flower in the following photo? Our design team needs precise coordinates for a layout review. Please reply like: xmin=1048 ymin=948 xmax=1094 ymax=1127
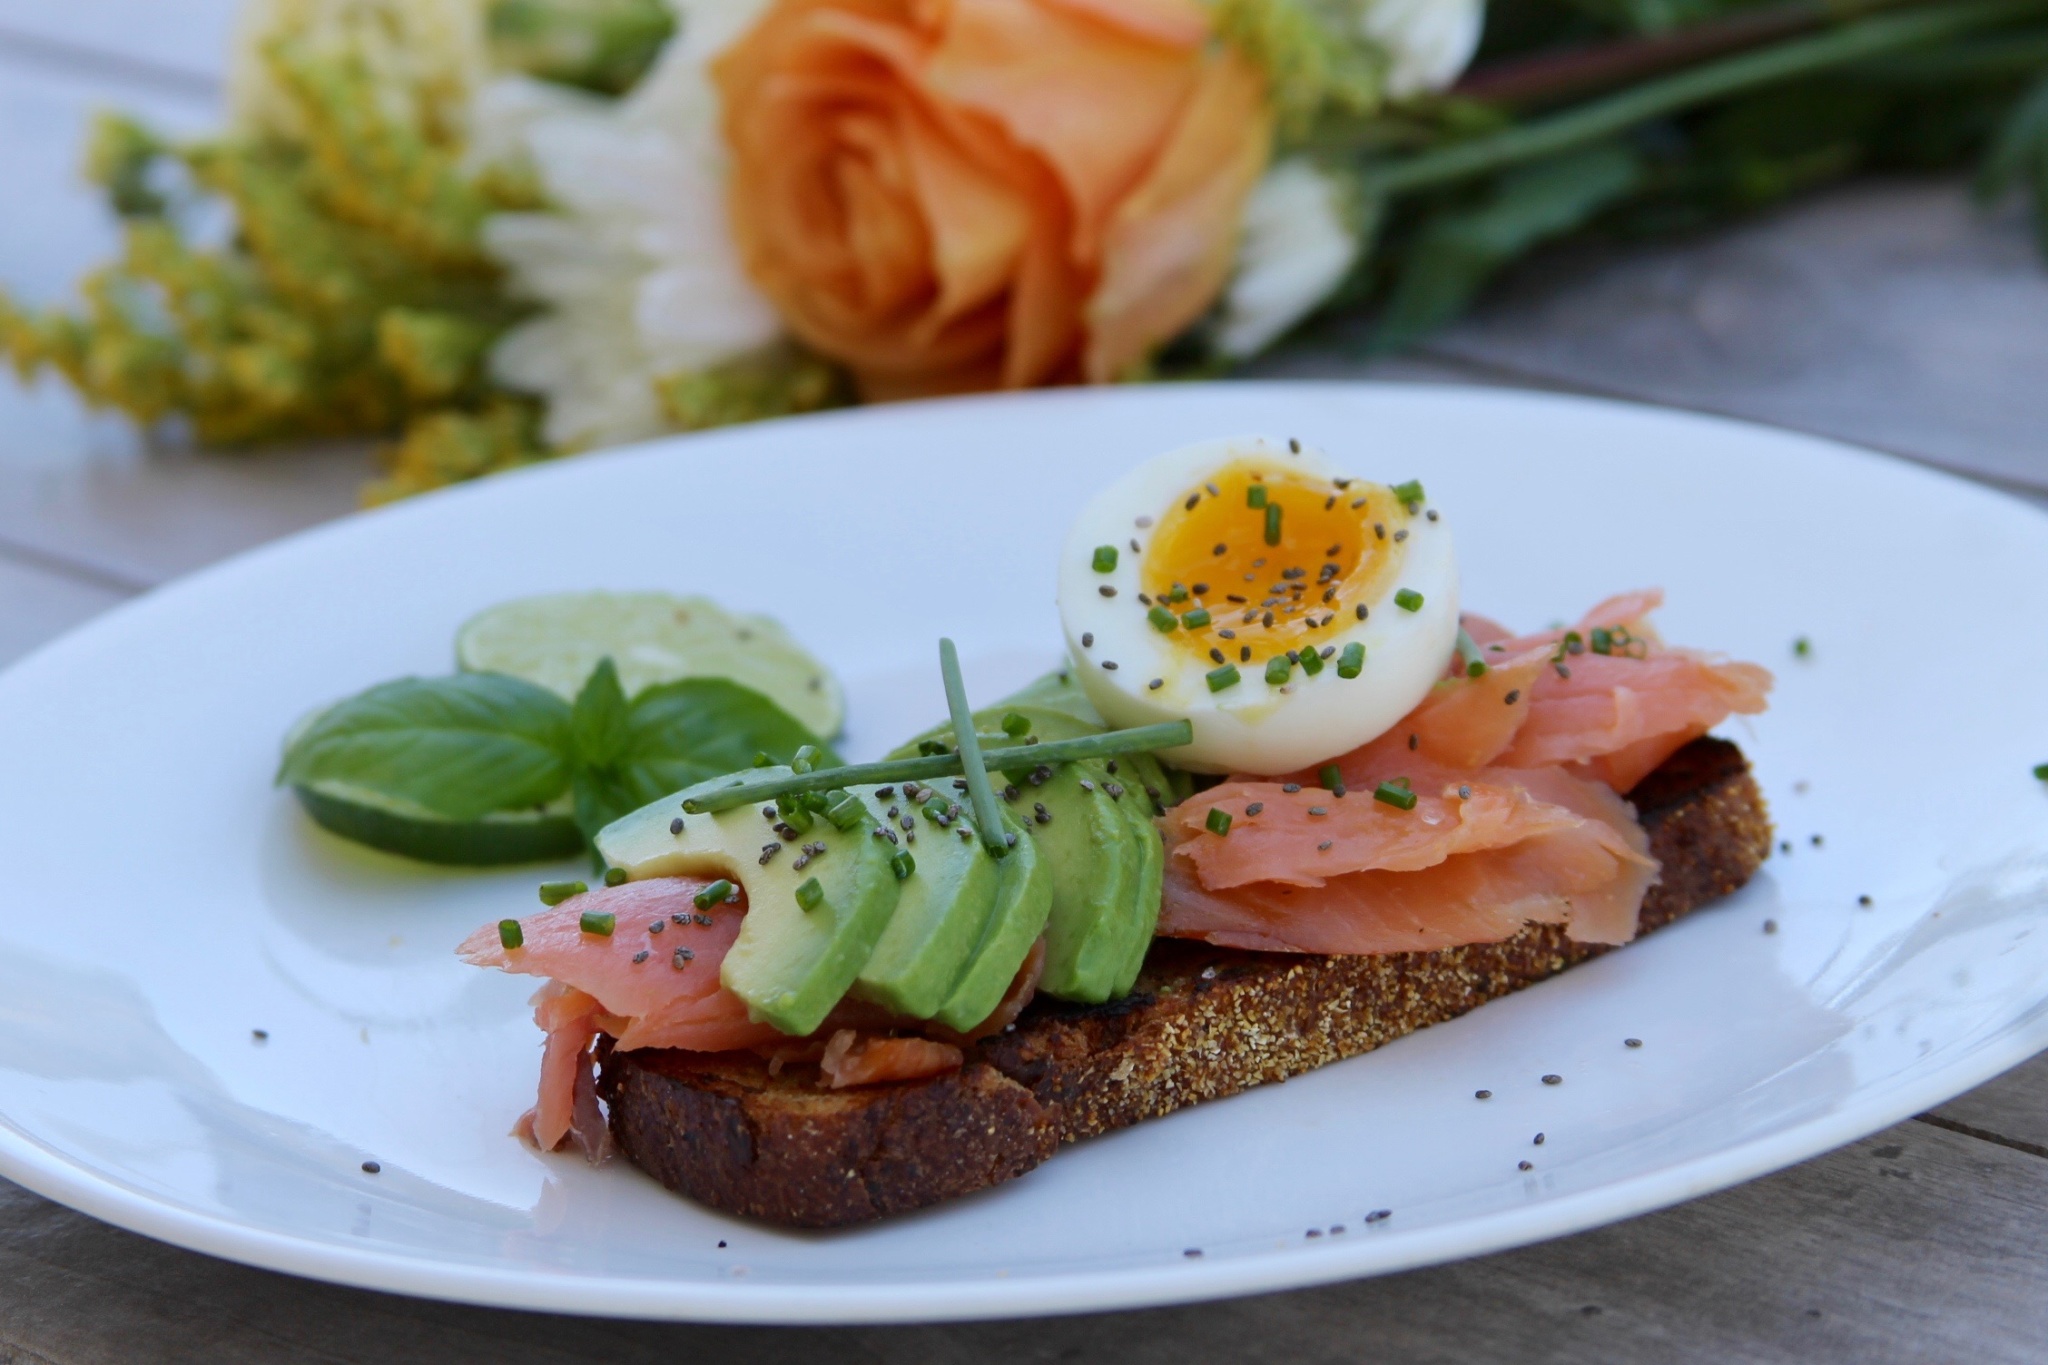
xmin=1215 ymin=159 xmax=1362 ymax=359
xmin=1214 ymin=2 xmax=1482 ymax=359
xmin=1363 ymin=0 xmax=1486 ymax=101
xmin=479 ymin=0 xmax=783 ymax=451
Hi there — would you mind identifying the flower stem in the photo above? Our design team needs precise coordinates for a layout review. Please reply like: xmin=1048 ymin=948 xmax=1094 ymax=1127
xmin=1364 ymin=0 xmax=2048 ymax=198
xmin=678 ymin=720 xmax=1195 ymax=814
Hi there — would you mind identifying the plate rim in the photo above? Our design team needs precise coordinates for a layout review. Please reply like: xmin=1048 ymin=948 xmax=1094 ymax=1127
xmin=4 ymin=378 xmax=2047 ymax=1323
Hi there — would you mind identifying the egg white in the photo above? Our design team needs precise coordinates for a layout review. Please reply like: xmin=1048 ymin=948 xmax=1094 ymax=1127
xmin=1056 ymin=434 xmax=1459 ymax=774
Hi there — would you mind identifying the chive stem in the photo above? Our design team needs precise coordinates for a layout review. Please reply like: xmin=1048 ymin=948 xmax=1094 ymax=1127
xmin=679 ymin=720 xmax=1195 ymax=813
xmin=1457 ymin=627 xmax=1489 ymax=678
xmin=939 ymin=638 xmax=1011 ymax=858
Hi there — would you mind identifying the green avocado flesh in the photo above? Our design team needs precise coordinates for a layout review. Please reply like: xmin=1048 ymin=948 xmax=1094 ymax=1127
xmin=935 ymin=804 xmax=1051 ymax=1031
xmin=852 ymin=789 xmax=1002 ymax=1018
xmin=596 ymin=767 xmax=900 ymax=1036
xmin=890 ymin=675 xmax=1172 ymax=1004
xmin=592 ymin=666 xmax=1183 ymax=1036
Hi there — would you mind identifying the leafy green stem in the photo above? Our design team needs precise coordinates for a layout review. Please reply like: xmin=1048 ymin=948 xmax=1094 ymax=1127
xmin=938 ymin=639 xmax=1011 ymax=858
xmin=1363 ymin=0 xmax=2048 ymax=198
xmin=679 ymin=721 xmax=1196 ymax=814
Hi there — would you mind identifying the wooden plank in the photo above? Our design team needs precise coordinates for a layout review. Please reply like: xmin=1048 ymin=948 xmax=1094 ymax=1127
xmin=0 ymin=1119 xmax=2040 ymax=1364
xmin=0 ymin=556 xmax=126 ymax=668
xmin=1393 ymin=180 xmax=2048 ymax=495
xmin=1924 ymin=1051 xmax=2048 ymax=1158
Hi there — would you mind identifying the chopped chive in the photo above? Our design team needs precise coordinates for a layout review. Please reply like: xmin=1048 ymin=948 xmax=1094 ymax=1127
xmin=1793 ymin=636 xmax=1812 ymax=659
xmin=823 ymin=788 xmax=865 ymax=830
xmin=1319 ymin=764 xmax=1344 ymax=791
xmin=891 ymin=850 xmax=916 ymax=880
xmin=681 ymin=719 xmax=1193 ymax=813
xmin=1181 ymin=607 xmax=1212 ymax=629
xmin=791 ymin=744 xmax=822 ymax=774
xmin=794 ymin=877 xmax=824 ymax=912
xmin=603 ymin=866 xmax=628 ymax=887
xmin=1395 ymin=589 xmax=1424 ymax=613
xmin=694 ymin=879 xmax=736 ymax=910
xmin=1093 ymin=545 xmax=1118 ymax=573
xmin=1205 ymin=807 xmax=1233 ymax=836
xmin=2035 ymin=763 xmax=2048 ymax=781
xmin=579 ymin=909 xmax=616 ymax=936
xmin=940 ymin=637 xmax=1011 ymax=858
xmin=1001 ymin=711 xmax=1032 ymax=738
xmin=1391 ymin=479 xmax=1425 ymax=506
xmin=1298 ymin=647 xmax=1324 ymax=676
xmin=1264 ymin=655 xmax=1291 ymax=685
xmin=1337 ymin=643 xmax=1365 ymax=678
xmin=1148 ymin=605 xmax=1179 ymax=633
xmin=1374 ymin=781 xmax=1418 ymax=811
xmin=1166 ymin=586 xmax=1189 ymax=604
xmin=1456 ymin=627 xmax=1488 ymax=678
xmin=1590 ymin=627 xmax=1614 ymax=656
xmin=751 ymin=751 xmax=773 ymax=767
xmin=1246 ymin=485 xmax=1268 ymax=509
xmin=538 ymin=880 xmax=586 ymax=906
xmin=1264 ymin=503 xmax=1282 ymax=546
xmin=1206 ymin=663 xmax=1242 ymax=692
xmin=497 ymin=919 xmax=524 ymax=950
xmin=776 ymin=792 xmax=814 ymax=833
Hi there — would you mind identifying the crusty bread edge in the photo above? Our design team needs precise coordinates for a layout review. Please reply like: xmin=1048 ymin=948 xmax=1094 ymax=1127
xmin=605 ymin=738 xmax=1772 ymax=1227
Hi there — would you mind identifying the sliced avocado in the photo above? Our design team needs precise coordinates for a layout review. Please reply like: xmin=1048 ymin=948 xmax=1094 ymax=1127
xmin=852 ymin=786 xmax=1002 ymax=1018
xmin=934 ymin=803 xmax=1052 ymax=1032
xmin=1010 ymin=759 xmax=1138 ymax=1002
xmin=1109 ymin=776 xmax=1166 ymax=996
xmin=596 ymin=767 xmax=899 ymax=1036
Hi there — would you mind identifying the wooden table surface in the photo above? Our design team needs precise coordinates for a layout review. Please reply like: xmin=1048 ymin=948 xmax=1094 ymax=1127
xmin=5 ymin=8 xmax=2048 ymax=1361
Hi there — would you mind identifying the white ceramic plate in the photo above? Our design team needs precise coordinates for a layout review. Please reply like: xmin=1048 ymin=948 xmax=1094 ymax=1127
xmin=2 ymin=383 xmax=2046 ymax=1323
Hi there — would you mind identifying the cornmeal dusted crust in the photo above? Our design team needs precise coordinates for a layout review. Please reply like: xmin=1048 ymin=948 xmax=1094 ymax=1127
xmin=602 ymin=737 xmax=1771 ymax=1227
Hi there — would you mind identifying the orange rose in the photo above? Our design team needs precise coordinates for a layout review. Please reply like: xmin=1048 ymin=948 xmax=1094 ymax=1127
xmin=712 ymin=0 xmax=1272 ymax=397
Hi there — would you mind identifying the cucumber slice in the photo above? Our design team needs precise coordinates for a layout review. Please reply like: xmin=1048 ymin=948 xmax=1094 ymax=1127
xmin=292 ymin=781 xmax=583 ymax=866
xmin=455 ymin=591 xmax=844 ymax=738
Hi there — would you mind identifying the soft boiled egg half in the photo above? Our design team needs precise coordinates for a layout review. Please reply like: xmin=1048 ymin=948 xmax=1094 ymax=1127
xmin=1057 ymin=434 xmax=1459 ymax=775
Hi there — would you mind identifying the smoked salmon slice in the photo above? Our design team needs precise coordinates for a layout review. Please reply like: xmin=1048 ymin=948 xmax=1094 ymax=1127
xmin=1160 ymin=759 xmax=1656 ymax=953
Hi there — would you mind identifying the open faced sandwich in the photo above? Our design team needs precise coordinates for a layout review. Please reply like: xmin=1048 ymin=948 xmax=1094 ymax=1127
xmin=457 ymin=435 xmax=1775 ymax=1227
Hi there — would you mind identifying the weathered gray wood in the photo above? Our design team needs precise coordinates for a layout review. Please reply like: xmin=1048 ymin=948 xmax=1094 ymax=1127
xmin=0 ymin=556 xmax=127 ymax=668
xmin=1420 ymin=181 xmax=2048 ymax=494
xmin=0 ymin=1121 xmax=2041 ymax=1365
xmin=1924 ymin=1052 xmax=2048 ymax=1158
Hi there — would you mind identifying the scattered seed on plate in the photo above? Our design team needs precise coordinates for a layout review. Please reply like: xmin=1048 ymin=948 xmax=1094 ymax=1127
xmin=361 ymin=1161 xmax=381 ymax=1174
xmin=1533 ymin=1133 xmax=1546 ymax=1146
xmin=1624 ymin=1038 xmax=1642 ymax=1049
xmin=1764 ymin=919 xmax=1778 ymax=934
xmin=1542 ymin=1074 xmax=1562 ymax=1086
xmin=1518 ymin=1161 xmax=1533 ymax=1172
xmin=1475 ymin=1089 xmax=1492 ymax=1100
xmin=1858 ymin=895 xmax=1873 ymax=907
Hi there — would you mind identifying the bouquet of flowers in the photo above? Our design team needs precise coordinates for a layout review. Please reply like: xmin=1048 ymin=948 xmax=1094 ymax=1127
xmin=5 ymin=0 xmax=2046 ymax=500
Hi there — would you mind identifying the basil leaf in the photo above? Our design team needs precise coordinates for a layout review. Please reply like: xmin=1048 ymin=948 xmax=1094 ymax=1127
xmin=278 ymin=674 xmax=574 ymax=821
xmin=623 ymin=677 xmax=838 ymax=796
xmin=571 ymin=656 xmax=630 ymax=767
xmin=569 ymin=678 xmax=837 ymax=840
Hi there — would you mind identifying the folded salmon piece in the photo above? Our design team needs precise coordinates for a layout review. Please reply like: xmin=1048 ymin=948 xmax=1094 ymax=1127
xmin=1450 ymin=590 xmax=1773 ymax=790
xmin=1160 ymin=758 xmax=1657 ymax=954
xmin=463 ymin=881 xmax=1052 ymax=1148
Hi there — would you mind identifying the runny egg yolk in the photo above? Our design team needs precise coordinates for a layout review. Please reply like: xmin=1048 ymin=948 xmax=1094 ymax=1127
xmin=1140 ymin=460 xmax=1408 ymax=662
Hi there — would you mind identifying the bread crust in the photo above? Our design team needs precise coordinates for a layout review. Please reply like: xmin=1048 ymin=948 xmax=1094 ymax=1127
xmin=604 ymin=738 xmax=1771 ymax=1227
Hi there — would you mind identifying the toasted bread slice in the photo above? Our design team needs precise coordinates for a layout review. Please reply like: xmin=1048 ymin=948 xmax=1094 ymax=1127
xmin=602 ymin=738 xmax=1771 ymax=1227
